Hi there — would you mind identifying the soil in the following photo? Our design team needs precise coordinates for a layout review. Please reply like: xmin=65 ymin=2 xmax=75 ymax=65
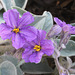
xmin=26 ymin=0 xmax=75 ymax=24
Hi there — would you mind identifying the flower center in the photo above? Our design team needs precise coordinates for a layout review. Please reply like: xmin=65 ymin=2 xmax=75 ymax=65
xmin=33 ymin=45 xmax=41 ymax=51
xmin=13 ymin=28 xmax=19 ymax=33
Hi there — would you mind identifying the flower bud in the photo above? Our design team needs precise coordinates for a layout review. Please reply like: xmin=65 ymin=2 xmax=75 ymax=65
xmin=47 ymin=25 xmax=62 ymax=39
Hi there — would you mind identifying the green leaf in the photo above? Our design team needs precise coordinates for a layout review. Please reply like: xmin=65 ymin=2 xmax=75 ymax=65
xmin=0 ymin=55 xmax=18 ymax=66
xmin=42 ymin=11 xmax=53 ymax=32
xmin=60 ymin=40 xmax=75 ymax=57
xmin=1 ymin=0 xmax=15 ymax=11
xmin=0 ymin=61 xmax=17 ymax=75
xmin=71 ymin=35 xmax=75 ymax=37
xmin=71 ymin=62 xmax=75 ymax=67
xmin=33 ymin=16 xmax=46 ymax=30
xmin=32 ymin=11 xmax=53 ymax=33
xmin=0 ymin=9 xmax=5 ymax=24
xmin=14 ymin=0 xmax=28 ymax=9
xmin=16 ymin=67 xmax=23 ymax=75
xmin=20 ymin=58 xmax=53 ymax=74
xmin=71 ymin=23 xmax=75 ymax=26
xmin=17 ymin=60 xmax=25 ymax=67
xmin=12 ymin=6 xmax=27 ymax=16
xmin=71 ymin=35 xmax=75 ymax=41
xmin=0 ymin=55 xmax=23 ymax=75
xmin=0 ymin=2 xmax=3 ymax=10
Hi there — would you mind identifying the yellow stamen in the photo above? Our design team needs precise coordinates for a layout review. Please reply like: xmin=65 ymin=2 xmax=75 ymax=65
xmin=13 ymin=28 xmax=19 ymax=33
xmin=33 ymin=45 xmax=41 ymax=51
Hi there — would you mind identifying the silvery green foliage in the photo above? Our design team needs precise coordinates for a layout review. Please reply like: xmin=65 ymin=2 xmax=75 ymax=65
xmin=60 ymin=40 xmax=75 ymax=57
xmin=0 ymin=55 xmax=23 ymax=75
xmin=20 ymin=58 xmax=53 ymax=74
xmin=54 ymin=39 xmax=75 ymax=57
xmin=0 ymin=1 xmax=3 ymax=10
xmin=59 ymin=57 xmax=75 ymax=74
xmin=0 ymin=0 xmax=28 ymax=11
xmin=0 ymin=0 xmax=15 ymax=11
xmin=0 ymin=9 xmax=5 ymax=23
xmin=71 ymin=23 xmax=75 ymax=26
xmin=12 ymin=6 xmax=53 ymax=33
xmin=14 ymin=0 xmax=28 ymax=9
xmin=0 ymin=0 xmax=28 ymax=24
xmin=33 ymin=11 xmax=53 ymax=33
xmin=0 ymin=61 xmax=17 ymax=75
xmin=12 ymin=6 xmax=27 ymax=16
xmin=71 ymin=35 xmax=75 ymax=41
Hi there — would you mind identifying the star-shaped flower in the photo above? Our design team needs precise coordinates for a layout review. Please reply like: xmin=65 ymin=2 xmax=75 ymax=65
xmin=0 ymin=9 xmax=37 ymax=49
xmin=22 ymin=30 xmax=54 ymax=63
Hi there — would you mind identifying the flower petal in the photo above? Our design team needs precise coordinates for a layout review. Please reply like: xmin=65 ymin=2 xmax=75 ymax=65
xmin=20 ymin=26 xmax=37 ymax=41
xmin=54 ymin=17 xmax=63 ymax=27
xmin=22 ymin=48 xmax=34 ymax=63
xmin=41 ymin=40 xmax=54 ymax=56
xmin=3 ymin=9 xmax=19 ymax=28
xmin=12 ymin=33 xmax=25 ymax=49
xmin=69 ymin=27 xmax=75 ymax=34
xmin=18 ymin=12 xmax=34 ymax=28
xmin=27 ymin=30 xmax=46 ymax=45
xmin=23 ymin=41 xmax=36 ymax=49
xmin=29 ymin=51 xmax=44 ymax=63
xmin=37 ymin=30 xmax=46 ymax=41
xmin=0 ymin=23 xmax=12 ymax=40
xmin=47 ymin=25 xmax=62 ymax=38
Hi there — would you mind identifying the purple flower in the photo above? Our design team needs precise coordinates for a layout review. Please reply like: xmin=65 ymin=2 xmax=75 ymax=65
xmin=47 ymin=25 xmax=62 ymax=39
xmin=54 ymin=17 xmax=75 ymax=46
xmin=22 ymin=30 xmax=54 ymax=63
xmin=60 ymin=73 xmax=67 ymax=75
xmin=54 ymin=17 xmax=75 ymax=34
xmin=0 ymin=9 xmax=37 ymax=49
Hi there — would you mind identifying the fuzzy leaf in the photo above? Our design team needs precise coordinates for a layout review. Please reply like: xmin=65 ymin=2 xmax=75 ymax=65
xmin=60 ymin=40 xmax=75 ymax=57
xmin=14 ymin=0 xmax=28 ymax=9
xmin=17 ymin=60 xmax=25 ymax=67
xmin=12 ymin=6 xmax=27 ymax=16
xmin=0 ymin=1 xmax=3 ymax=10
xmin=16 ymin=67 xmax=23 ymax=75
xmin=0 ymin=9 xmax=5 ymax=24
xmin=71 ymin=35 xmax=75 ymax=41
xmin=20 ymin=58 xmax=53 ymax=74
xmin=0 ymin=61 xmax=17 ymax=75
xmin=71 ymin=62 xmax=75 ymax=68
xmin=32 ymin=11 xmax=53 ymax=33
xmin=0 ymin=55 xmax=23 ymax=75
xmin=1 ymin=0 xmax=15 ymax=11
xmin=0 ymin=55 xmax=18 ymax=66
xmin=71 ymin=23 xmax=75 ymax=26
xmin=42 ymin=11 xmax=53 ymax=32
xmin=71 ymin=35 xmax=75 ymax=37
xmin=33 ymin=15 xmax=46 ymax=30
